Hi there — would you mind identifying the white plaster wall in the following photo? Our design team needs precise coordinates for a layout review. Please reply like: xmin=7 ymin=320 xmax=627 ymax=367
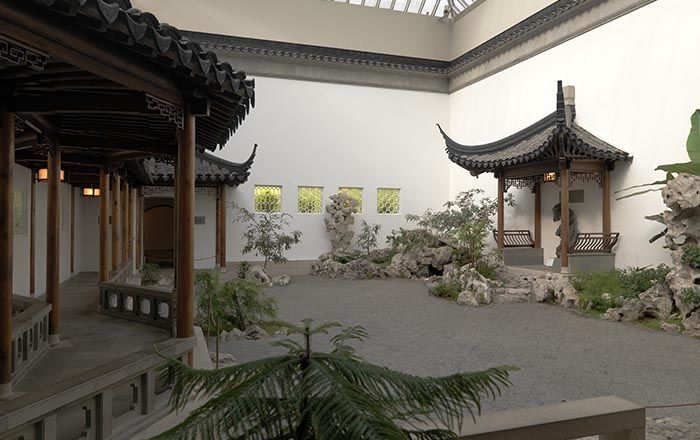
xmin=12 ymin=164 xmax=32 ymax=296
xmin=79 ymin=197 xmax=100 ymax=273
xmin=216 ymin=76 xmax=450 ymax=262
xmin=448 ymin=0 xmax=699 ymax=268
xmin=195 ymin=191 xmax=218 ymax=270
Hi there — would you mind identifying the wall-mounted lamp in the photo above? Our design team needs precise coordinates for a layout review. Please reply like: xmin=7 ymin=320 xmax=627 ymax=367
xmin=543 ymin=172 xmax=557 ymax=183
xmin=82 ymin=187 xmax=101 ymax=197
xmin=37 ymin=168 xmax=65 ymax=182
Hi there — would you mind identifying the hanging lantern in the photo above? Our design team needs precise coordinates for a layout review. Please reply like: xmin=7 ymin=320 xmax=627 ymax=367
xmin=37 ymin=169 xmax=65 ymax=182
xmin=543 ymin=172 xmax=557 ymax=183
xmin=82 ymin=187 xmax=100 ymax=197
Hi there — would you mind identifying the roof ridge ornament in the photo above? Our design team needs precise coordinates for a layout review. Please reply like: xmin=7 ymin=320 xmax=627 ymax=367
xmin=556 ymin=80 xmax=566 ymax=127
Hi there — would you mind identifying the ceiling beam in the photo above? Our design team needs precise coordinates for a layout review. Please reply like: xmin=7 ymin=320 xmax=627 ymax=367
xmin=57 ymin=135 xmax=176 ymax=154
xmin=0 ymin=3 xmax=183 ymax=105
xmin=9 ymin=92 xmax=150 ymax=114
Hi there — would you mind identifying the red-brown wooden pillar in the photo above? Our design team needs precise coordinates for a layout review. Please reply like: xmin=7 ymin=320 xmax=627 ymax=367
xmin=0 ymin=110 xmax=15 ymax=396
xmin=215 ymin=186 xmax=221 ymax=268
xmin=46 ymin=147 xmax=61 ymax=345
xmin=111 ymin=174 xmax=121 ymax=272
xmin=497 ymin=174 xmax=505 ymax=251
xmin=560 ymin=160 xmax=570 ymax=272
xmin=176 ymin=106 xmax=196 ymax=340
xmin=99 ymin=167 xmax=110 ymax=282
xmin=602 ymin=166 xmax=611 ymax=235
xmin=70 ymin=186 xmax=75 ymax=274
xmin=534 ymin=182 xmax=542 ymax=248
xmin=30 ymin=174 xmax=36 ymax=296
xmin=121 ymin=181 xmax=129 ymax=264
xmin=220 ymin=185 xmax=227 ymax=270
xmin=136 ymin=189 xmax=143 ymax=270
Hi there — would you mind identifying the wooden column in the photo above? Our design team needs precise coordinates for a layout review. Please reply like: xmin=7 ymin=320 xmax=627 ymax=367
xmin=215 ymin=186 xmax=221 ymax=268
xmin=497 ymin=174 xmax=505 ymax=251
xmin=560 ymin=161 xmax=570 ymax=272
xmin=70 ymin=186 xmax=75 ymax=273
xmin=534 ymin=182 xmax=542 ymax=248
xmin=30 ymin=174 xmax=36 ymax=296
xmin=176 ymin=106 xmax=196 ymax=339
xmin=220 ymin=185 xmax=227 ymax=269
xmin=46 ymin=148 xmax=61 ymax=344
xmin=128 ymin=187 xmax=135 ymax=263
xmin=0 ymin=110 xmax=15 ymax=395
xmin=602 ymin=166 xmax=611 ymax=235
xmin=111 ymin=174 xmax=121 ymax=272
xmin=136 ymin=189 xmax=143 ymax=270
xmin=121 ymin=181 xmax=129 ymax=264
xmin=99 ymin=167 xmax=109 ymax=282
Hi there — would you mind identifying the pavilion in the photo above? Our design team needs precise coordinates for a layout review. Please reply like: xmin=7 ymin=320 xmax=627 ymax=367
xmin=0 ymin=0 xmax=254 ymax=411
xmin=439 ymin=81 xmax=632 ymax=273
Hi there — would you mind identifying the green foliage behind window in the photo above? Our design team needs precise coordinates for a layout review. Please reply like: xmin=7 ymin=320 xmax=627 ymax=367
xmin=377 ymin=188 xmax=400 ymax=214
xmin=297 ymin=186 xmax=323 ymax=214
xmin=339 ymin=187 xmax=363 ymax=213
xmin=254 ymin=185 xmax=282 ymax=213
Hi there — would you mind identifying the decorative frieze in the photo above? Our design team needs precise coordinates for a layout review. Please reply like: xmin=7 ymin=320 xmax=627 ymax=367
xmin=146 ymin=94 xmax=184 ymax=129
xmin=0 ymin=36 xmax=47 ymax=70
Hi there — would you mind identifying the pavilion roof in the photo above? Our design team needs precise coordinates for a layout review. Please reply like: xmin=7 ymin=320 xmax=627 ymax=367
xmin=438 ymin=81 xmax=630 ymax=175
xmin=142 ymin=146 xmax=257 ymax=187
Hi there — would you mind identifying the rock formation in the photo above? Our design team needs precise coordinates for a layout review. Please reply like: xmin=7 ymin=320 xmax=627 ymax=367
xmin=324 ymin=193 xmax=358 ymax=253
xmin=552 ymin=203 xmax=578 ymax=257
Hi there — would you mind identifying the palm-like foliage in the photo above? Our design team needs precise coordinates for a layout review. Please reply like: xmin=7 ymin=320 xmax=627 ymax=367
xmin=152 ymin=319 xmax=515 ymax=440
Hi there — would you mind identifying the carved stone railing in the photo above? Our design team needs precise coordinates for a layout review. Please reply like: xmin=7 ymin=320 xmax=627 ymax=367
xmin=459 ymin=396 xmax=645 ymax=439
xmin=10 ymin=295 xmax=52 ymax=384
xmin=99 ymin=282 xmax=175 ymax=336
xmin=0 ymin=337 xmax=194 ymax=440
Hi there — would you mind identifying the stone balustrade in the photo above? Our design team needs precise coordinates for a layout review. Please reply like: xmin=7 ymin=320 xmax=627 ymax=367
xmin=10 ymin=295 xmax=52 ymax=384
xmin=459 ymin=396 xmax=645 ymax=439
xmin=0 ymin=337 xmax=194 ymax=440
xmin=99 ymin=282 xmax=175 ymax=335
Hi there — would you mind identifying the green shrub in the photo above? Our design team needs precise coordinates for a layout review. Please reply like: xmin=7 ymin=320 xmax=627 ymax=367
xmin=357 ymin=220 xmax=381 ymax=256
xmin=371 ymin=250 xmax=397 ymax=267
xmin=386 ymin=227 xmax=441 ymax=251
xmin=475 ymin=261 xmax=498 ymax=281
xmin=237 ymin=261 xmax=251 ymax=279
xmin=334 ymin=250 xmax=364 ymax=264
xmin=431 ymin=281 xmax=461 ymax=300
xmin=572 ymin=264 xmax=670 ymax=311
xmin=682 ymin=287 xmax=700 ymax=305
xmin=140 ymin=262 xmax=160 ymax=286
xmin=682 ymin=246 xmax=700 ymax=269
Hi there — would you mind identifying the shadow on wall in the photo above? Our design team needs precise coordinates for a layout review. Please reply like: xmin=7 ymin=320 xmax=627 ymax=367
xmin=144 ymin=197 xmax=174 ymax=265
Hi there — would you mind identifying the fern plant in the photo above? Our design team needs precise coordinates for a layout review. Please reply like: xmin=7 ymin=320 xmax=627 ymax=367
xmin=153 ymin=319 xmax=515 ymax=440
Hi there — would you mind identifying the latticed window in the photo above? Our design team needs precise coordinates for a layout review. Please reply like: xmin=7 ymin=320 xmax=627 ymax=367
xmin=298 ymin=186 xmax=323 ymax=214
xmin=377 ymin=188 xmax=400 ymax=214
xmin=339 ymin=187 xmax=363 ymax=213
xmin=254 ymin=185 xmax=282 ymax=213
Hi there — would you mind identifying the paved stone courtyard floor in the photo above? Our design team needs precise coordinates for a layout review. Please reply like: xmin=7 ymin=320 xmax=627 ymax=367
xmin=220 ymin=275 xmax=700 ymax=425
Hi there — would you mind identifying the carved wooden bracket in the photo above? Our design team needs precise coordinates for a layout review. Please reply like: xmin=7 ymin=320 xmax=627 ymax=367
xmin=0 ymin=36 xmax=47 ymax=71
xmin=146 ymin=94 xmax=183 ymax=129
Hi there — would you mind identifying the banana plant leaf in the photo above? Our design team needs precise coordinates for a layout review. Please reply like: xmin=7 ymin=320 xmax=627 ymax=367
xmin=645 ymin=213 xmax=667 ymax=243
xmin=656 ymin=162 xmax=700 ymax=175
xmin=687 ymin=109 xmax=700 ymax=162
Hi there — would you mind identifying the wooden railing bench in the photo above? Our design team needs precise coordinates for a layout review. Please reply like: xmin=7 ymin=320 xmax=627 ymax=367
xmin=99 ymin=282 xmax=175 ymax=335
xmin=492 ymin=230 xmax=536 ymax=248
xmin=571 ymin=232 xmax=620 ymax=254
xmin=11 ymin=295 xmax=52 ymax=384
xmin=459 ymin=396 xmax=645 ymax=440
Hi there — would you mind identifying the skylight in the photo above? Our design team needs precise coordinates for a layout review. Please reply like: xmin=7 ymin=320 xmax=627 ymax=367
xmin=327 ymin=0 xmax=478 ymax=18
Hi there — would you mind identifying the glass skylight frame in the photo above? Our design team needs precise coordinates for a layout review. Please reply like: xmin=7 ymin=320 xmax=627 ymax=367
xmin=326 ymin=0 xmax=478 ymax=18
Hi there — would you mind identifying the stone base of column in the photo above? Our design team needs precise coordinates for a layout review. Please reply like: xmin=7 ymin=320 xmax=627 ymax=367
xmin=49 ymin=334 xmax=60 ymax=346
xmin=0 ymin=383 xmax=12 ymax=399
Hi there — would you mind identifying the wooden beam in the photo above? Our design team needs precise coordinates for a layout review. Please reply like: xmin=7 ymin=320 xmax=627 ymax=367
xmin=560 ymin=161 xmax=570 ymax=272
xmin=497 ymin=175 xmax=505 ymax=252
xmin=534 ymin=182 xmax=542 ymax=249
xmin=220 ymin=185 xmax=227 ymax=269
xmin=99 ymin=167 xmax=109 ymax=282
xmin=70 ymin=186 xmax=75 ymax=273
xmin=502 ymin=161 xmax=559 ymax=179
xmin=0 ymin=110 xmax=15 ymax=394
xmin=0 ymin=6 xmax=183 ymax=104
xmin=111 ymin=174 xmax=121 ymax=272
xmin=602 ymin=166 xmax=611 ymax=235
xmin=57 ymin=136 xmax=176 ymax=154
xmin=129 ymin=188 xmax=135 ymax=262
xmin=30 ymin=172 xmax=35 ymax=296
xmin=570 ymin=159 xmax=606 ymax=173
xmin=9 ymin=92 xmax=151 ymax=114
xmin=176 ymin=105 xmax=196 ymax=340
xmin=46 ymin=148 xmax=61 ymax=344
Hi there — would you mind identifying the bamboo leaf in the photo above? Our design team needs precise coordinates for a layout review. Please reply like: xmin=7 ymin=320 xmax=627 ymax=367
xmin=687 ymin=109 xmax=700 ymax=162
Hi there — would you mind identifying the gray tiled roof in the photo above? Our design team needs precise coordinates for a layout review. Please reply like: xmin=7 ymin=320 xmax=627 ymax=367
xmin=143 ymin=146 xmax=256 ymax=187
xmin=440 ymin=82 xmax=630 ymax=174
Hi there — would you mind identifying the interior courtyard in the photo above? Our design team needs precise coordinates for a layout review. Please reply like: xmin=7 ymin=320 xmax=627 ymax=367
xmin=1 ymin=0 xmax=699 ymax=439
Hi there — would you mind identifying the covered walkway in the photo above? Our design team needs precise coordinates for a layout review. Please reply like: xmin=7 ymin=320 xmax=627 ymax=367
xmin=14 ymin=273 xmax=168 ymax=393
